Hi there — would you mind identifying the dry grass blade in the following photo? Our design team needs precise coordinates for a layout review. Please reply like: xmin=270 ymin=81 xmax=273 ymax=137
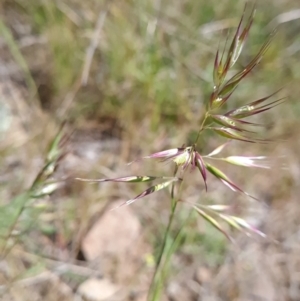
xmin=210 ymin=126 xmax=274 ymax=143
xmin=210 ymin=28 xmax=277 ymax=110
xmin=206 ymin=142 xmax=230 ymax=157
xmin=219 ymin=214 xmax=266 ymax=237
xmin=195 ymin=153 xmax=207 ymax=191
xmin=211 ymin=4 xmax=255 ymax=88
xmin=128 ymin=148 xmax=188 ymax=165
xmin=229 ymin=5 xmax=255 ymax=67
xmin=223 ymin=156 xmax=270 ymax=169
xmin=225 ymin=91 xmax=284 ymax=118
xmin=76 ymin=176 xmax=161 ymax=183
xmin=210 ymin=115 xmax=257 ymax=133
xmin=209 ymin=127 xmax=257 ymax=143
xmin=193 ymin=206 xmax=233 ymax=242
xmin=225 ymin=29 xmax=277 ymax=88
xmin=205 ymin=163 xmax=258 ymax=200
xmin=112 ymin=178 xmax=181 ymax=209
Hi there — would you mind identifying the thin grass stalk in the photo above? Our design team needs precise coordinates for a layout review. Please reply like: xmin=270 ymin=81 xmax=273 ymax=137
xmin=159 ymin=209 xmax=194 ymax=288
xmin=148 ymin=165 xmax=178 ymax=301
xmin=194 ymin=112 xmax=209 ymax=145
xmin=148 ymin=227 xmax=173 ymax=301
xmin=149 ymin=205 xmax=193 ymax=301
xmin=148 ymin=169 xmax=193 ymax=300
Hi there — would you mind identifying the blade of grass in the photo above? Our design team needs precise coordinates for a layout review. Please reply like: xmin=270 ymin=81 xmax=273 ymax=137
xmin=0 ymin=18 xmax=38 ymax=107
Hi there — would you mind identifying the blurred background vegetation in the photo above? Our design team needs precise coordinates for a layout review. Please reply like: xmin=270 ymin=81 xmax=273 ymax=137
xmin=0 ymin=0 xmax=300 ymax=300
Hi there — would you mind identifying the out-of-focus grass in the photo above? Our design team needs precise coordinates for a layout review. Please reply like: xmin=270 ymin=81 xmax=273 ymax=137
xmin=1 ymin=0 xmax=300 ymax=299
xmin=6 ymin=0 xmax=298 ymax=129
xmin=0 ymin=18 xmax=37 ymax=102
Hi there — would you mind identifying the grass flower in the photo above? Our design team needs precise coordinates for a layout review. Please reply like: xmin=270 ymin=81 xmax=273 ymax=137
xmin=78 ymin=5 xmax=285 ymax=301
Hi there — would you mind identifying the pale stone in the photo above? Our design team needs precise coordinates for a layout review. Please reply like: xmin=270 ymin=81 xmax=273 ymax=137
xmin=82 ymin=202 xmax=141 ymax=261
xmin=78 ymin=278 xmax=119 ymax=301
